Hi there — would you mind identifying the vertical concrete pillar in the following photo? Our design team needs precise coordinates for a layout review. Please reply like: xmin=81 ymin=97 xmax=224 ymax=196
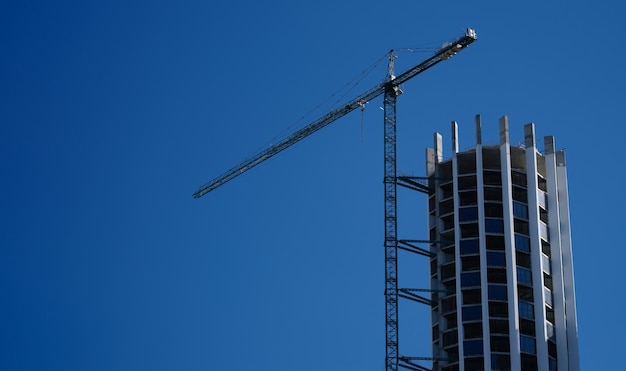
xmin=475 ymin=122 xmax=491 ymax=371
xmin=426 ymin=148 xmax=436 ymax=176
xmin=524 ymin=123 xmax=549 ymax=371
xmin=500 ymin=116 xmax=509 ymax=146
xmin=555 ymin=149 xmax=580 ymax=371
xmin=475 ymin=114 xmax=482 ymax=146
xmin=450 ymin=130 xmax=465 ymax=370
xmin=499 ymin=116 xmax=522 ymax=371
xmin=544 ymin=136 xmax=569 ymax=370
xmin=435 ymin=132 xmax=443 ymax=164
xmin=452 ymin=121 xmax=459 ymax=154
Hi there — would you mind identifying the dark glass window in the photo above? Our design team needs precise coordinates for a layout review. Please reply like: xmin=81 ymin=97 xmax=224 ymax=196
xmin=513 ymin=201 xmax=528 ymax=219
xmin=463 ymin=289 xmax=481 ymax=305
xmin=517 ymin=267 xmax=532 ymax=286
xmin=445 ymin=313 xmax=457 ymax=329
xmin=521 ymin=354 xmax=538 ymax=371
xmin=441 ymin=263 xmax=455 ymax=281
xmin=515 ymin=234 xmax=530 ymax=252
xmin=490 ymin=319 xmax=509 ymax=334
xmin=461 ymin=272 xmax=481 ymax=288
xmin=484 ymin=202 xmax=503 ymax=218
xmin=538 ymin=175 xmax=547 ymax=192
xmin=544 ymin=272 xmax=553 ymax=291
xmin=463 ymin=340 xmax=484 ymax=356
xmin=484 ymin=187 xmax=503 ymax=201
xmin=463 ymin=322 xmax=483 ymax=339
xmin=441 ymin=214 xmax=454 ymax=230
xmin=459 ymin=206 xmax=478 ymax=222
xmin=461 ymin=223 xmax=479 ymax=238
xmin=464 ymin=356 xmax=484 ymax=370
xmin=459 ymin=191 xmax=478 ymax=206
xmin=546 ymin=306 xmax=555 ymax=324
xmin=488 ymin=285 xmax=507 ymax=301
xmin=462 ymin=305 xmax=482 ymax=321
xmin=442 ymin=296 xmax=456 ymax=315
xmin=519 ymin=318 xmax=535 ymax=336
xmin=442 ymin=329 xmax=458 ymax=347
xmin=490 ymin=335 xmax=510 ymax=352
xmin=483 ymin=170 xmax=502 ymax=185
xmin=511 ymin=171 xmax=527 ymax=187
xmin=516 ymin=251 xmax=531 ymax=268
xmin=460 ymin=239 xmax=479 ymax=255
xmin=520 ymin=335 xmax=536 ymax=354
xmin=549 ymin=357 xmax=557 ymax=371
xmin=458 ymin=152 xmax=476 ymax=174
xmin=487 ymin=268 xmax=507 ymax=284
xmin=492 ymin=354 xmax=511 ymax=370
xmin=548 ymin=339 xmax=558 ymax=358
xmin=488 ymin=302 xmax=508 ymax=318
xmin=486 ymin=235 xmax=505 ymax=251
xmin=520 ymin=318 xmax=535 ymax=336
xmin=458 ymin=175 xmax=477 ymax=190
xmin=539 ymin=207 xmax=548 ymax=223
xmin=485 ymin=218 xmax=504 ymax=234
xmin=512 ymin=186 xmax=528 ymax=203
xmin=461 ymin=256 xmax=480 ymax=272
xmin=487 ymin=251 xmax=506 ymax=267
xmin=519 ymin=301 xmax=534 ymax=320
xmin=517 ymin=285 xmax=533 ymax=301
xmin=440 ymin=199 xmax=454 ymax=215
xmin=514 ymin=219 xmax=529 ymax=235
xmin=541 ymin=239 xmax=551 ymax=256
xmin=483 ymin=148 xmax=501 ymax=169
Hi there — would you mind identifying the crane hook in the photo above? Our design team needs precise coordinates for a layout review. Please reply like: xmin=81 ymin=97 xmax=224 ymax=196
xmin=358 ymin=100 xmax=367 ymax=141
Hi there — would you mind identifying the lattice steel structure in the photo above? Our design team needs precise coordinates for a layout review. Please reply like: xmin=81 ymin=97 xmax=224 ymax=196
xmin=193 ymin=29 xmax=477 ymax=371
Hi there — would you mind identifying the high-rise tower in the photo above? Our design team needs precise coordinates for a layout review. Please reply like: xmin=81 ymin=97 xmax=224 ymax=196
xmin=427 ymin=116 xmax=579 ymax=371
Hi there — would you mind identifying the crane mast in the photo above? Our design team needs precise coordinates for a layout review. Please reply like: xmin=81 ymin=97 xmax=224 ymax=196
xmin=194 ymin=28 xmax=477 ymax=371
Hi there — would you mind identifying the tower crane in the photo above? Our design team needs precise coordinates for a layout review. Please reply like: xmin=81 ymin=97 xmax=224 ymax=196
xmin=193 ymin=28 xmax=477 ymax=371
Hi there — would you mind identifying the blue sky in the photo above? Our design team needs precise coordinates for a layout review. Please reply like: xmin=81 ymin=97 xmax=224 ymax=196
xmin=1 ymin=1 xmax=624 ymax=370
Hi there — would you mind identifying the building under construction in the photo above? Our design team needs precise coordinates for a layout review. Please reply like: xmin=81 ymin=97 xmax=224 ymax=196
xmin=194 ymin=28 xmax=581 ymax=371
xmin=426 ymin=116 xmax=579 ymax=371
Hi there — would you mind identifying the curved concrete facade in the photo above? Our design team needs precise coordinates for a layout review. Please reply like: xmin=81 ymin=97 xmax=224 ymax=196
xmin=427 ymin=116 xmax=579 ymax=371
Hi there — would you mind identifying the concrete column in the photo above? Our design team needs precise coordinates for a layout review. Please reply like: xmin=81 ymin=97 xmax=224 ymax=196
xmin=452 ymin=121 xmax=459 ymax=154
xmin=426 ymin=148 xmax=436 ymax=176
xmin=475 ymin=114 xmax=482 ymax=146
xmin=542 ymin=137 xmax=570 ymax=370
xmin=475 ymin=131 xmax=491 ymax=371
xmin=555 ymin=150 xmax=580 ymax=371
xmin=499 ymin=116 xmax=522 ymax=371
xmin=544 ymin=136 xmax=569 ymax=370
xmin=435 ymin=132 xmax=443 ymax=164
xmin=524 ymin=123 xmax=549 ymax=371
xmin=451 ymin=138 xmax=464 ymax=371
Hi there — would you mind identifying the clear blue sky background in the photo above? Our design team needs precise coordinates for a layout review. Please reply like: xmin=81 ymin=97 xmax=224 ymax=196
xmin=1 ymin=1 xmax=624 ymax=370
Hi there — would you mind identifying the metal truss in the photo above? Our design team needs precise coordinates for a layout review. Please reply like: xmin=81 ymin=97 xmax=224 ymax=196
xmin=384 ymin=84 xmax=400 ymax=371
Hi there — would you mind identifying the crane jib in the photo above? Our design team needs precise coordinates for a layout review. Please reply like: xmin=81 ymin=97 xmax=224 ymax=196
xmin=193 ymin=28 xmax=476 ymax=198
